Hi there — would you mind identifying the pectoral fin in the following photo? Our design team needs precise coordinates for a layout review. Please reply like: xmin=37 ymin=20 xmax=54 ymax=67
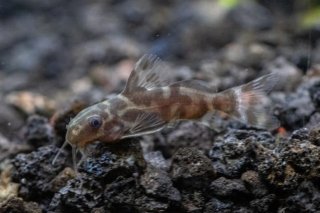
xmin=122 ymin=111 xmax=166 ymax=138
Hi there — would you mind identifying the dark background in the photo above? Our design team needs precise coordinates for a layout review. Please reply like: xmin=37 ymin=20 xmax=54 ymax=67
xmin=1 ymin=0 xmax=319 ymax=137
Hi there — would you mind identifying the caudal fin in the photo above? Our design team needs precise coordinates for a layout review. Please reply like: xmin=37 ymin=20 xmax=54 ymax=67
xmin=213 ymin=73 xmax=279 ymax=129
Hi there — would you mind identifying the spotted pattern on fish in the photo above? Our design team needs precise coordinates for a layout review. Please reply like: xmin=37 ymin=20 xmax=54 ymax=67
xmin=61 ymin=54 xmax=279 ymax=173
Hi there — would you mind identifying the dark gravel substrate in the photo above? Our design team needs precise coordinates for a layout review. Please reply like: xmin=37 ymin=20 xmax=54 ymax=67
xmin=1 ymin=1 xmax=320 ymax=213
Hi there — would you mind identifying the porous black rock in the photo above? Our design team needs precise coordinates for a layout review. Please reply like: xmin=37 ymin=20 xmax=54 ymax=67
xmin=257 ymin=136 xmax=320 ymax=191
xmin=209 ymin=177 xmax=249 ymax=199
xmin=11 ymin=145 xmax=67 ymax=204
xmin=249 ymin=194 xmax=276 ymax=213
xmin=23 ymin=115 xmax=55 ymax=147
xmin=241 ymin=170 xmax=268 ymax=198
xmin=0 ymin=196 xmax=42 ymax=213
xmin=281 ymin=181 xmax=320 ymax=212
xmin=155 ymin=121 xmax=217 ymax=158
xmin=103 ymin=176 xmax=170 ymax=213
xmin=209 ymin=129 xmax=274 ymax=178
xmin=170 ymin=147 xmax=216 ymax=190
xmin=274 ymin=84 xmax=315 ymax=131
xmin=309 ymin=80 xmax=320 ymax=110
xmin=203 ymin=198 xmax=253 ymax=213
xmin=140 ymin=166 xmax=181 ymax=203
xmin=81 ymin=140 xmax=146 ymax=180
xmin=290 ymin=128 xmax=309 ymax=141
xmin=143 ymin=151 xmax=169 ymax=171
xmin=49 ymin=175 xmax=104 ymax=213
xmin=203 ymin=198 xmax=234 ymax=213
xmin=309 ymin=126 xmax=320 ymax=146
xmin=179 ymin=190 xmax=205 ymax=213
xmin=49 ymin=140 xmax=147 ymax=212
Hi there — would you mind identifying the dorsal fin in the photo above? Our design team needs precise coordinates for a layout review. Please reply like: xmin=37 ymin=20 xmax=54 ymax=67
xmin=170 ymin=80 xmax=217 ymax=93
xmin=122 ymin=54 xmax=171 ymax=95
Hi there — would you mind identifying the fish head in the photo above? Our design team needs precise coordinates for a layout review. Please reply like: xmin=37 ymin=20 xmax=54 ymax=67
xmin=66 ymin=103 xmax=124 ymax=149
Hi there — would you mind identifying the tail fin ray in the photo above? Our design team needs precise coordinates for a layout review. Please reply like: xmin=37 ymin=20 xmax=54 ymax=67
xmin=214 ymin=73 xmax=279 ymax=129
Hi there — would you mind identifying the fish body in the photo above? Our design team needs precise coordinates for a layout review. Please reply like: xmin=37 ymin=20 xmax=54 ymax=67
xmin=59 ymin=55 xmax=278 ymax=169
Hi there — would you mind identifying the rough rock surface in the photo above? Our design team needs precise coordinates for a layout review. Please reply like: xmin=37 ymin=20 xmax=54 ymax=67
xmin=171 ymin=147 xmax=216 ymax=190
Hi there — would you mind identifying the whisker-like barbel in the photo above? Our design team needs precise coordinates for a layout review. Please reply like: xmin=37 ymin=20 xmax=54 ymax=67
xmin=52 ymin=140 xmax=68 ymax=165
xmin=72 ymin=146 xmax=78 ymax=174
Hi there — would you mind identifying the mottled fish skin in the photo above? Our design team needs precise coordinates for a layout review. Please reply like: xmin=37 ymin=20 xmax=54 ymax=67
xmin=61 ymin=54 xmax=279 ymax=170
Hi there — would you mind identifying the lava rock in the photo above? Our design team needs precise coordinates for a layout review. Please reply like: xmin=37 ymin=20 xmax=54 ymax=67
xmin=203 ymin=198 xmax=233 ymax=213
xmin=258 ymin=137 xmax=320 ymax=191
xmin=249 ymin=194 xmax=276 ymax=213
xmin=305 ymin=112 xmax=320 ymax=130
xmin=209 ymin=129 xmax=274 ymax=178
xmin=103 ymin=177 xmax=140 ymax=212
xmin=170 ymin=147 xmax=216 ymax=190
xmin=241 ymin=170 xmax=268 ymax=197
xmin=290 ymin=128 xmax=309 ymax=141
xmin=309 ymin=80 xmax=320 ymax=110
xmin=309 ymin=126 xmax=320 ymax=146
xmin=0 ymin=196 xmax=42 ymax=213
xmin=49 ymin=140 xmax=168 ymax=212
xmin=209 ymin=177 xmax=249 ymax=199
xmin=12 ymin=145 xmax=67 ymax=203
xmin=156 ymin=121 xmax=216 ymax=158
xmin=143 ymin=151 xmax=169 ymax=171
xmin=49 ymin=175 xmax=104 ymax=213
xmin=180 ymin=190 xmax=205 ymax=213
xmin=81 ymin=140 xmax=146 ymax=181
xmin=103 ymin=177 xmax=169 ymax=213
xmin=140 ymin=166 xmax=181 ymax=202
xmin=23 ymin=115 xmax=55 ymax=147
xmin=281 ymin=181 xmax=320 ymax=212
xmin=50 ymin=167 xmax=75 ymax=193
xmin=204 ymin=198 xmax=253 ymax=213
xmin=274 ymin=84 xmax=315 ymax=131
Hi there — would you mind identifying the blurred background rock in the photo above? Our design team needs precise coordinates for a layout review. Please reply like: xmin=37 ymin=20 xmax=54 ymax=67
xmin=0 ymin=0 xmax=319 ymax=137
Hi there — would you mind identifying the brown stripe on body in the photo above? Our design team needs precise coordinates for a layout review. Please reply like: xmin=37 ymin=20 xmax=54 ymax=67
xmin=146 ymin=86 xmax=208 ymax=120
xmin=124 ymin=87 xmax=172 ymax=120
xmin=121 ymin=86 xmax=211 ymax=122
xmin=173 ymin=87 xmax=209 ymax=120
xmin=146 ymin=86 xmax=196 ymax=121
xmin=212 ymin=90 xmax=238 ymax=116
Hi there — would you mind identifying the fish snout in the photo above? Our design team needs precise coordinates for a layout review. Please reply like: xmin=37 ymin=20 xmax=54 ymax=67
xmin=66 ymin=124 xmax=82 ymax=145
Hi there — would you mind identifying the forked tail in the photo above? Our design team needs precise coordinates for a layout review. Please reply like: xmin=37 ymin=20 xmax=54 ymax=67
xmin=212 ymin=73 xmax=279 ymax=129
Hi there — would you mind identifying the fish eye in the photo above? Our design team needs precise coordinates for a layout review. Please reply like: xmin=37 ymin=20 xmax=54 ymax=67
xmin=88 ymin=116 xmax=102 ymax=129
